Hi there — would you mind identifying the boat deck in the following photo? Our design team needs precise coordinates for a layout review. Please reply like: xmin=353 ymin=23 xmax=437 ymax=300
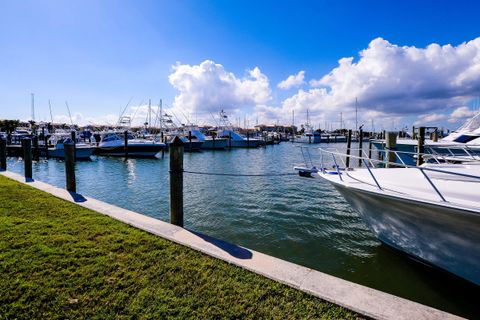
xmin=327 ymin=165 xmax=480 ymax=211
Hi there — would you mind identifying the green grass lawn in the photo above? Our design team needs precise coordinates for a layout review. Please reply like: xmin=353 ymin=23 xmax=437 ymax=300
xmin=0 ymin=175 xmax=361 ymax=319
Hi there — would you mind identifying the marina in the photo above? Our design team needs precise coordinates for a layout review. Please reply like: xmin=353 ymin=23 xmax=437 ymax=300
xmin=3 ymin=2 xmax=480 ymax=317
xmin=3 ymin=140 xmax=479 ymax=318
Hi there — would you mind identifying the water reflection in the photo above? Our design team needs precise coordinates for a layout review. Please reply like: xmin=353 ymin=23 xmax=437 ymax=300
xmin=5 ymin=142 xmax=479 ymax=318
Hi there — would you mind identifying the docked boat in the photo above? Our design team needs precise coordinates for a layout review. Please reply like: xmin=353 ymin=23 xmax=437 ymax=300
xmin=97 ymin=131 xmax=166 ymax=157
xmin=372 ymin=111 xmax=480 ymax=157
xmin=183 ymin=127 xmax=227 ymax=150
xmin=295 ymin=131 xmax=321 ymax=143
xmin=47 ymin=131 xmax=95 ymax=160
xmin=315 ymin=148 xmax=480 ymax=285
xmin=217 ymin=129 xmax=263 ymax=148
xmin=216 ymin=110 xmax=262 ymax=148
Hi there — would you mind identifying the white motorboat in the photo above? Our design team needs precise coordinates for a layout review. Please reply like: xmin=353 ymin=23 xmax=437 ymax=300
xmin=372 ymin=110 xmax=480 ymax=156
xmin=216 ymin=110 xmax=262 ymax=148
xmin=315 ymin=148 xmax=480 ymax=285
xmin=183 ymin=127 xmax=227 ymax=150
xmin=48 ymin=131 xmax=95 ymax=160
xmin=97 ymin=131 xmax=166 ymax=157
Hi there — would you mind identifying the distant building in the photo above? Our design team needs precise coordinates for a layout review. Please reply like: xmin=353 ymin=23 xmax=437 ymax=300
xmin=254 ymin=124 xmax=297 ymax=133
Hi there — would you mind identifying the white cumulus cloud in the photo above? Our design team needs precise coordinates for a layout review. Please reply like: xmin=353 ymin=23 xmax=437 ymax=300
xmin=168 ymin=60 xmax=271 ymax=120
xmin=448 ymin=106 xmax=478 ymax=123
xmin=278 ymin=37 xmax=480 ymax=128
xmin=277 ymin=71 xmax=305 ymax=89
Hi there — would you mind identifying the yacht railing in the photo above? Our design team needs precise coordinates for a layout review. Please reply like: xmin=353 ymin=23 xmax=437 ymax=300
xmin=318 ymin=147 xmax=480 ymax=203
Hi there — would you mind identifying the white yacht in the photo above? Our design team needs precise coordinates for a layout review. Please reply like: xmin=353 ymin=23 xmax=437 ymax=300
xmin=48 ymin=131 xmax=95 ymax=160
xmin=315 ymin=148 xmax=480 ymax=285
xmin=97 ymin=131 xmax=166 ymax=157
xmin=216 ymin=110 xmax=263 ymax=148
xmin=183 ymin=126 xmax=227 ymax=150
xmin=371 ymin=110 xmax=480 ymax=154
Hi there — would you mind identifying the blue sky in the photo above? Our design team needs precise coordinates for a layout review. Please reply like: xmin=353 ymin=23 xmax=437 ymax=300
xmin=1 ymin=0 xmax=480 ymax=129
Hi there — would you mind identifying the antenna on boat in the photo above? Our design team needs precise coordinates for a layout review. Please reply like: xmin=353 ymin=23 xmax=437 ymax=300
xmin=355 ymin=97 xmax=358 ymax=131
xmin=148 ymin=99 xmax=152 ymax=128
xmin=159 ymin=99 xmax=163 ymax=132
xmin=65 ymin=101 xmax=74 ymax=126
xmin=118 ymin=97 xmax=133 ymax=125
xmin=31 ymin=93 xmax=35 ymax=121
xmin=48 ymin=99 xmax=54 ymax=123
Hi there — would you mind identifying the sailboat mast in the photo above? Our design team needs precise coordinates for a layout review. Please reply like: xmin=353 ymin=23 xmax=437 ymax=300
xmin=31 ymin=93 xmax=35 ymax=121
xmin=159 ymin=99 xmax=163 ymax=132
xmin=65 ymin=101 xmax=73 ymax=126
xmin=148 ymin=99 xmax=152 ymax=128
xmin=48 ymin=100 xmax=53 ymax=123
xmin=355 ymin=97 xmax=358 ymax=131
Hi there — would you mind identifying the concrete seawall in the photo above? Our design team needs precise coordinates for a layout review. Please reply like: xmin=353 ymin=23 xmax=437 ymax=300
xmin=0 ymin=170 xmax=463 ymax=320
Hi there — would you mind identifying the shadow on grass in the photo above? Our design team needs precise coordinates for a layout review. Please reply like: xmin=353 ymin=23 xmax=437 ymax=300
xmin=68 ymin=191 xmax=87 ymax=203
xmin=190 ymin=230 xmax=253 ymax=260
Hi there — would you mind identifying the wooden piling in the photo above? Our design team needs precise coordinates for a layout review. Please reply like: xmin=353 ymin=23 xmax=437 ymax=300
xmin=417 ymin=127 xmax=425 ymax=166
xmin=124 ymin=130 xmax=129 ymax=158
xmin=44 ymin=134 xmax=49 ymax=159
xmin=32 ymin=135 xmax=39 ymax=161
xmin=432 ymin=129 xmax=438 ymax=142
xmin=368 ymin=140 xmax=372 ymax=160
xmin=70 ymin=131 xmax=77 ymax=162
xmin=358 ymin=129 xmax=363 ymax=166
xmin=161 ymin=132 xmax=165 ymax=159
xmin=22 ymin=138 xmax=32 ymax=180
xmin=412 ymin=126 xmax=416 ymax=139
xmin=0 ymin=138 xmax=6 ymax=171
xmin=247 ymin=131 xmax=250 ymax=148
xmin=169 ymin=136 xmax=184 ymax=227
xmin=64 ymin=143 xmax=76 ymax=193
xmin=188 ymin=131 xmax=192 ymax=152
xmin=385 ymin=132 xmax=397 ymax=168
xmin=346 ymin=129 xmax=352 ymax=168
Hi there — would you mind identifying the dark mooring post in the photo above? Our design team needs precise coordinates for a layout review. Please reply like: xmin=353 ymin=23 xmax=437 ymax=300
xmin=161 ymin=131 xmax=165 ymax=159
xmin=124 ymin=130 xmax=129 ymax=158
xmin=432 ymin=129 xmax=438 ymax=142
xmin=247 ymin=131 xmax=250 ymax=148
xmin=70 ymin=131 xmax=77 ymax=162
xmin=22 ymin=138 xmax=32 ymax=180
xmin=417 ymin=127 xmax=425 ymax=166
xmin=64 ymin=143 xmax=76 ymax=193
xmin=188 ymin=131 xmax=192 ymax=152
xmin=32 ymin=135 xmax=39 ymax=161
xmin=346 ymin=129 xmax=352 ymax=168
xmin=0 ymin=138 xmax=6 ymax=171
xmin=358 ymin=129 xmax=363 ymax=166
xmin=385 ymin=132 xmax=397 ymax=168
xmin=169 ymin=136 xmax=184 ymax=227
xmin=44 ymin=133 xmax=49 ymax=159
xmin=368 ymin=140 xmax=372 ymax=160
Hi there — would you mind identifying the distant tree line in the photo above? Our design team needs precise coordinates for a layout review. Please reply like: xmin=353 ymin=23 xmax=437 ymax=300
xmin=0 ymin=119 xmax=20 ymax=133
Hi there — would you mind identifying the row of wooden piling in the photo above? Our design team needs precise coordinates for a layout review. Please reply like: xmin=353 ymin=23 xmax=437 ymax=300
xmin=343 ymin=127 xmax=428 ymax=168
xmin=0 ymin=135 xmax=185 ymax=227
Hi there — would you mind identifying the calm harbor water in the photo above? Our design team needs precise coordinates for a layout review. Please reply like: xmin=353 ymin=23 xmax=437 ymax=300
xmin=6 ymin=142 xmax=479 ymax=318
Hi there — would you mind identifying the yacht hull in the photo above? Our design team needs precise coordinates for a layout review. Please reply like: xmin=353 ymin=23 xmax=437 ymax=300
xmin=48 ymin=147 xmax=95 ymax=160
xmin=331 ymin=181 xmax=480 ymax=285
xmin=201 ymin=138 xmax=227 ymax=150
xmin=96 ymin=145 xmax=165 ymax=157
xmin=227 ymin=139 xmax=263 ymax=148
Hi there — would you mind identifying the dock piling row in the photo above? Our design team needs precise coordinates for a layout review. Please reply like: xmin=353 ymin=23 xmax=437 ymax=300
xmin=169 ymin=136 xmax=184 ymax=227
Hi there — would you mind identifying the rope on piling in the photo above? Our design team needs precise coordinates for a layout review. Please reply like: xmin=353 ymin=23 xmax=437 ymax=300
xmin=183 ymin=170 xmax=297 ymax=177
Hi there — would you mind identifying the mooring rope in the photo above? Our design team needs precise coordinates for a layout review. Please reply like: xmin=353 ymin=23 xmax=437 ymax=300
xmin=183 ymin=170 xmax=297 ymax=177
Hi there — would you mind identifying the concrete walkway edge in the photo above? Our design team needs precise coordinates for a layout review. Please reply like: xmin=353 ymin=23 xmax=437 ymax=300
xmin=0 ymin=171 xmax=463 ymax=320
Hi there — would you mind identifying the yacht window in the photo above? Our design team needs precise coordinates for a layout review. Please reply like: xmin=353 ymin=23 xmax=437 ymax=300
xmin=453 ymin=135 xmax=479 ymax=143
